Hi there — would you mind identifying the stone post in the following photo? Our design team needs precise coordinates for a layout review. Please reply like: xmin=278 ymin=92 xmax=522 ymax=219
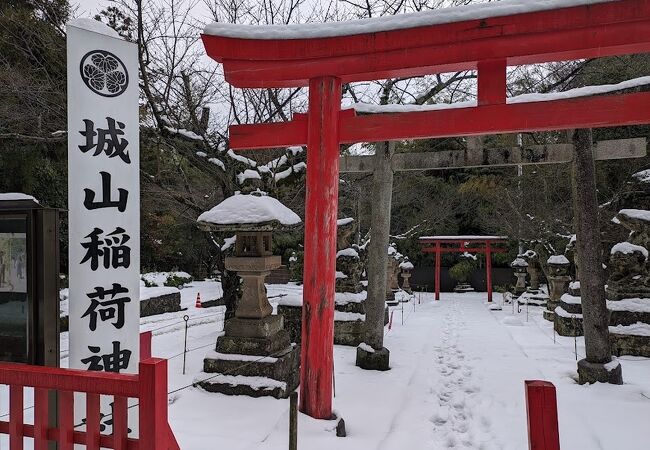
xmin=357 ymin=141 xmax=395 ymax=371
xmin=544 ymin=256 xmax=571 ymax=322
xmin=572 ymin=129 xmax=622 ymax=384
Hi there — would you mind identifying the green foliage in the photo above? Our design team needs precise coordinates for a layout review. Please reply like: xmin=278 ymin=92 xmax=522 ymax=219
xmin=164 ymin=273 xmax=193 ymax=287
xmin=449 ymin=260 xmax=475 ymax=283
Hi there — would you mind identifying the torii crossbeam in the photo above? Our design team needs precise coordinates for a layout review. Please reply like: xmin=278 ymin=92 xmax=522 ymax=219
xmin=201 ymin=0 xmax=650 ymax=419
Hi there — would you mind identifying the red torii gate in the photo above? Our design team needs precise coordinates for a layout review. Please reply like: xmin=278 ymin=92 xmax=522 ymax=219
xmin=419 ymin=236 xmax=508 ymax=303
xmin=201 ymin=0 xmax=650 ymax=419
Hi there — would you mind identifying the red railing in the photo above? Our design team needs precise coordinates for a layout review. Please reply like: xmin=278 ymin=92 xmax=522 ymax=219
xmin=0 ymin=358 xmax=179 ymax=450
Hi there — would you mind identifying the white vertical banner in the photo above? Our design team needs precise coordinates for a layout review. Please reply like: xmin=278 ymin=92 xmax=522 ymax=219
xmin=67 ymin=21 xmax=140 ymax=374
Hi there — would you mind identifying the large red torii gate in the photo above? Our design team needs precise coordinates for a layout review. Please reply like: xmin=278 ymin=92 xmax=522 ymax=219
xmin=201 ymin=0 xmax=650 ymax=419
xmin=419 ymin=236 xmax=508 ymax=303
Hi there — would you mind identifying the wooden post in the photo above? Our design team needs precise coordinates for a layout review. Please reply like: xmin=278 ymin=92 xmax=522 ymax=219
xmin=477 ymin=60 xmax=507 ymax=106
xmin=435 ymin=241 xmax=441 ymax=301
xmin=525 ymin=380 xmax=560 ymax=450
xmin=139 ymin=358 xmax=168 ymax=450
xmin=486 ymin=241 xmax=493 ymax=303
xmin=140 ymin=331 xmax=152 ymax=361
xmin=300 ymin=76 xmax=342 ymax=419
xmin=289 ymin=392 xmax=298 ymax=450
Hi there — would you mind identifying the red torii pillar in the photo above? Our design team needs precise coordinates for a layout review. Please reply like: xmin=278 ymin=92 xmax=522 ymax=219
xmin=300 ymin=77 xmax=341 ymax=419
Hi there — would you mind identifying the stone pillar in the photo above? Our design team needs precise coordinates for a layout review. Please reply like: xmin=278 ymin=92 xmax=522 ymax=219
xmin=572 ymin=129 xmax=622 ymax=384
xmin=357 ymin=141 xmax=395 ymax=371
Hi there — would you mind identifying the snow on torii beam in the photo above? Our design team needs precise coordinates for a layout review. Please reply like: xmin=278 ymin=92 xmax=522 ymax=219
xmin=201 ymin=0 xmax=650 ymax=421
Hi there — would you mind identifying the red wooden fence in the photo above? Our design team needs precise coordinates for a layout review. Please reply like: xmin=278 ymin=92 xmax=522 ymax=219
xmin=0 ymin=358 xmax=179 ymax=450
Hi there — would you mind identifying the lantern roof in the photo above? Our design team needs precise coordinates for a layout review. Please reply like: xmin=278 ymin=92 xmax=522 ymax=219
xmin=198 ymin=192 xmax=301 ymax=232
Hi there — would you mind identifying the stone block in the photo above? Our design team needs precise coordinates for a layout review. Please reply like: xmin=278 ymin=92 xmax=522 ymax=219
xmin=224 ymin=315 xmax=284 ymax=338
xmin=216 ymin=330 xmax=291 ymax=356
xmin=356 ymin=346 xmax=390 ymax=371
xmin=610 ymin=333 xmax=650 ymax=357
xmin=577 ymin=358 xmax=623 ymax=385
xmin=200 ymin=345 xmax=300 ymax=399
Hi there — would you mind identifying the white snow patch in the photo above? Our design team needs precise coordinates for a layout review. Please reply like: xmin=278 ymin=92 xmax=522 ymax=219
xmin=335 ymin=291 xmax=367 ymax=305
xmin=0 ymin=193 xmax=39 ymax=203
xmin=609 ymin=322 xmax=650 ymax=337
xmin=337 ymin=218 xmax=354 ymax=226
xmin=501 ymin=316 xmax=523 ymax=326
xmin=140 ymin=286 xmax=180 ymax=301
xmin=358 ymin=343 xmax=375 ymax=353
xmin=334 ymin=311 xmax=365 ymax=322
xmin=204 ymin=351 xmax=278 ymax=363
xmin=198 ymin=193 xmax=301 ymax=226
xmin=511 ymin=258 xmax=528 ymax=268
xmin=227 ymin=149 xmax=257 ymax=167
xmin=335 ymin=271 xmax=348 ymax=279
xmin=633 ymin=169 xmax=650 ymax=184
xmin=607 ymin=298 xmax=650 ymax=313
xmin=400 ymin=261 xmax=414 ymax=270
xmin=561 ymin=294 xmax=582 ymax=305
xmin=337 ymin=248 xmax=359 ymax=259
xmin=208 ymin=158 xmax=225 ymax=170
xmin=196 ymin=151 xmax=207 ymax=158
xmin=165 ymin=127 xmax=204 ymax=141
xmin=197 ymin=374 xmax=286 ymax=391
xmin=237 ymin=169 xmax=262 ymax=184
xmin=611 ymin=242 xmax=648 ymax=260
xmin=619 ymin=209 xmax=650 ymax=223
xmin=555 ymin=306 xmax=583 ymax=319
xmin=205 ymin=0 xmax=612 ymax=40
xmin=547 ymin=255 xmax=570 ymax=265
xmin=274 ymin=162 xmax=306 ymax=182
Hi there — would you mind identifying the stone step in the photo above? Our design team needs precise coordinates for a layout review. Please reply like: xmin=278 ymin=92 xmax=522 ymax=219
xmin=554 ymin=306 xmax=584 ymax=337
xmin=197 ymin=373 xmax=291 ymax=399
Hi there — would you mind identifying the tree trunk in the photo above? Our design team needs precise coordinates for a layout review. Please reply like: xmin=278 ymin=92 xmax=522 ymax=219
xmin=572 ymin=128 xmax=622 ymax=384
xmin=363 ymin=141 xmax=395 ymax=351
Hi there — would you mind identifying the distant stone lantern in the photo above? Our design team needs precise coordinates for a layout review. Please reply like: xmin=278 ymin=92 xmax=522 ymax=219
xmin=196 ymin=192 xmax=301 ymax=398
xmin=511 ymin=257 xmax=529 ymax=298
xmin=399 ymin=258 xmax=414 ymax=294
xmin=544 ymin=254 xmax=571 ymax=321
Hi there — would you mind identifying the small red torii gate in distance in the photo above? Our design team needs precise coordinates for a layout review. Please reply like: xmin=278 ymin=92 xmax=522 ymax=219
xmin=419 ymin=236 xmax=508 ymax=303
xmin=201 ymin=0 xmax=650 ymax=420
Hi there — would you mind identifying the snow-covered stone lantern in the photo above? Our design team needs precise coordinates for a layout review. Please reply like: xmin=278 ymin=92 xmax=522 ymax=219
xmin=510 ymin=257 xmax=529 ymax=298
xmin=196 ymin=191 xmax=301 ymax=398
xmin=399 ymin=257 xmax=414 ymax=294
xmin=544 ymin=254 xmax=571 ymax=321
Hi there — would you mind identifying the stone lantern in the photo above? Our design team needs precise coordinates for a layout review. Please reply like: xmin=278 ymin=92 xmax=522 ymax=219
xmin=399 ymin=258 xmax=414 ymax=294
xmin=543 ymin=255 xmax=571 ymax=321
xmin=196 ymin=192 xmax=301 ymax=398
xmin=511 ymin=257 xmax=528 ymax=298
xmin=522 ymin=250 xmax=541 ymax=292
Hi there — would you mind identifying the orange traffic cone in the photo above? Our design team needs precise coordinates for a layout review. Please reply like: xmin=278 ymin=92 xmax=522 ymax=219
xmin=195 ymin=293 xmax=202 ymax=308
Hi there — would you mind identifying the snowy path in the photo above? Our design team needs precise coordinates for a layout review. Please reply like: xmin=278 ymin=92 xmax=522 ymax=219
xmin=164 ymin=289 xmax=650 ymax=449
xmin=2 ymin=285 xmax=650 ymax=449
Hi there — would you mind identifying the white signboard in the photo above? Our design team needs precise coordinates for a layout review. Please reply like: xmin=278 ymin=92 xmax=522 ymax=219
xmin=67 ymin=21 xmax=140 ymax=377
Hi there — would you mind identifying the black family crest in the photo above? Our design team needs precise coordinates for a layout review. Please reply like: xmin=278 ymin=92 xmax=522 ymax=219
xmin=80 ymin=50 xmax=129 ymax=97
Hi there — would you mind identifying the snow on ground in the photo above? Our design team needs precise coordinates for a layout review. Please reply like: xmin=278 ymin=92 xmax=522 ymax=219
xmin=2 ymin=285 xmax=650 ymax=449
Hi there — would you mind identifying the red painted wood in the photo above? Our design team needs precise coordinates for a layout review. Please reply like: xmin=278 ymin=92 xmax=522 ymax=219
xmin=9 ymin=385 xmax=23 ymax=450
xmin=229 ymin=91 xmax=650 ymax=150
xmin=203 ymin=0 xmax=649 ymax=62
xmin=478 ymin=60 xmax=506 ymax=106
xmin=435 ymin=242 xmax=441 ymax=301
xmin=526 ymin=380 xmax=561 ymax=450
xmin=203 ymin=0 xmax=650 ymax=87
xmin=486 ymin=242 xmax=493 ymax=303
xmin=139 ymin=358 xmax=168 ymax=450
xmin=140 ymin=331 xmax=152 ymax=361
xmin=33 ymin=388 xmax=48 ymax=450
xmin=299 ymin=76 xmax=341 ymax=419
xmin=85 ymin=393 xmax=101 ymax=450
xmin=0 ymin=362 xmax=139 ymax=397
xmin=112 ymin=396 xmax=128 ymax=450
xmin=58 ymin=391 xmax=74 ymax=450
xmin=422 ymin=247 xmax=506 ymax=254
